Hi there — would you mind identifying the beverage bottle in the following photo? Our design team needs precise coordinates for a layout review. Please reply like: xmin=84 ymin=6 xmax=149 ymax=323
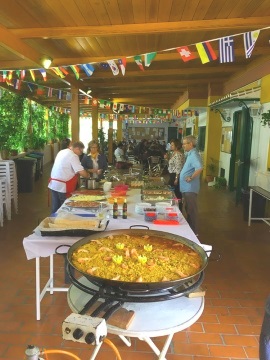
xmin=113 ymin=198 xmax=118 ymax=219
xmin=122 ymin=199 xmax=127 ymax=219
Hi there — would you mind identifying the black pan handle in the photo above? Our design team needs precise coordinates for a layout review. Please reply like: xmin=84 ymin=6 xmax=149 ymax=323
xmin=129 ymin=225 xmax=149 ymax=230
xmin=55 ymin=244 xmax=71 ymax=255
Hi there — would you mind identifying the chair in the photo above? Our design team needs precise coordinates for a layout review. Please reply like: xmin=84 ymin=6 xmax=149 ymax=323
xmin=0 ymin=176 xmax=11 ymax=221
xmin=0 ymin=178 xmax=4 ymax=226
xmin=0 ymin=160 xmax=18 ymax=215
xmin=147 ymin=156 xmax=163 ymax=176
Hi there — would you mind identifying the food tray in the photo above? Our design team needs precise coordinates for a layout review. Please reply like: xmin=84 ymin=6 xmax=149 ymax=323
xmin=143 ymin=182 xmax=166 ymax=189
xmin=36 ymin=217 xmax=109 ymax=237
xmin=141 ymin=189 xmax=173 ymax=195
xmin=141 ymin=194 xmax=173 ymax=202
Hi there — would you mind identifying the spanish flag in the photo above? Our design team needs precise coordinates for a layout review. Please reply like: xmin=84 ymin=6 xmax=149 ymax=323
xmin=196 ymin=41 xmax=217 ymax=64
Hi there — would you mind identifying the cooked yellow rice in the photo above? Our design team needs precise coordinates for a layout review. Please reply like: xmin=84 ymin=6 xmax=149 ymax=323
xmin=71 ymin=234 xmax=203 ymax=283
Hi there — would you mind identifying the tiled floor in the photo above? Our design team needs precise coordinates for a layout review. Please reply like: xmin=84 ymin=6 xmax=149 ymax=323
xmin=0 ymin=164 xmax=269 ymax=360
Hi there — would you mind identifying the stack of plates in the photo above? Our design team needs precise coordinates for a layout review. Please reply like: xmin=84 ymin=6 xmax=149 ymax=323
xmin=135 ymin=202 xmax=151 ymax=215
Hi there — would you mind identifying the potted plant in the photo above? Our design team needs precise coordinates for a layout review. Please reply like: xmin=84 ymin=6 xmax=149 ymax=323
xmin=213 ymin=176 xmax=227 ymax=189
xmin=261 ymin=110 xmax=270 ymax=127
xmin=206 ymin=157 xmax=218 ymax=183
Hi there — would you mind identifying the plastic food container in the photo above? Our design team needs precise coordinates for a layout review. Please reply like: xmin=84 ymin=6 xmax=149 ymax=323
xmin=135 ymin=202 xmax=151 ymax=215
xmin=165 ymin=211 xmax=179 ymax=222
xmin=144 ymin=211 xmax=157 ymax=222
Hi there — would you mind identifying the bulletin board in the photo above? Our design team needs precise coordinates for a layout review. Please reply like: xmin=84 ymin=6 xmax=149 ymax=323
xmin=221 ymin=127 xmax=232 ymax=153
xmin=128 ymin=127 xmax=165 ymax=140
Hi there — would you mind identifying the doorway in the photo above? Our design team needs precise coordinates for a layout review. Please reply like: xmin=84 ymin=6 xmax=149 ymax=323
xmin=228 ymin=107 xmax=253 ymax=204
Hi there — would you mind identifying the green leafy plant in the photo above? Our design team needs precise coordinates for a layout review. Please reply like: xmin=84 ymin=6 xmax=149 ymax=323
xmin=213 ymin=176 xmax=227 ymax=189
xmin=0 ymin=90 xmax=26 ymax=152
xmin=261 ymin=110 xmax=270 ymax=127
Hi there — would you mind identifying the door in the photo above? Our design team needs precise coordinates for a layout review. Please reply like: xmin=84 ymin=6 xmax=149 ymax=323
xmin=167 ymin=126 xmax=178 ymax=142
xmin=228 ymin=107 xmax=253 ymax=204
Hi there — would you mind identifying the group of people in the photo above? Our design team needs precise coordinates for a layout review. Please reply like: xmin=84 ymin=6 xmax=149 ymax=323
xmin=48 ymin=135 xmax=203 ymax=236
xmin=166 ymin=135 xmax=203 ymax=236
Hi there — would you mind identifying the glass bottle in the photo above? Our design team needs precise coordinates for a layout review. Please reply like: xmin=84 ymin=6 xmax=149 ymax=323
xmin=122 ymin=199 xmax=127 ymax=219
xmin=113 ymin=198 xmax=118 ymax=219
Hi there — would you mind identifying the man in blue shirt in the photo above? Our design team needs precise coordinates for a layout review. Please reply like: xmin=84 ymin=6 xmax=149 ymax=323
xmin=180 ymin=135 xmax=203 ymax=235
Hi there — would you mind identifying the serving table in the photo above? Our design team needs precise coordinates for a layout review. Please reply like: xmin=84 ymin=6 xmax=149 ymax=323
xmin=248 ymin=186 xmax=270 ymax=227
xmin=23 ymin=189 xmax=207 ymax=320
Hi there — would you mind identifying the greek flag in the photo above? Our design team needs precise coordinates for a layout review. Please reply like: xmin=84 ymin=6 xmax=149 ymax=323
xmin=243 ymin=30 xmax=260 ymax=58
xmin=219 ymin=36 xmax=235 ymax=63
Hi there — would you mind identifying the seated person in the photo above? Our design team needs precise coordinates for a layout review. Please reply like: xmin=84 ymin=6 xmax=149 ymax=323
xmin=114 ymin=141 xmax=132 ymax=169
xmin=81 ymin=140 xmax=107 ymax=180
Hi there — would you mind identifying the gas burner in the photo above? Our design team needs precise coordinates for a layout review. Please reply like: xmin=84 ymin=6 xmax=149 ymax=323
xmin=66 ymin=263 xmax=204 ymax=319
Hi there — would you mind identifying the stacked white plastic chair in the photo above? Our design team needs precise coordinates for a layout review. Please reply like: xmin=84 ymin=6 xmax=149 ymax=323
xmin=0 ymin=178 xmax=4 ymax=226
xmin=0 ymin=160 xmax=18 ymax=219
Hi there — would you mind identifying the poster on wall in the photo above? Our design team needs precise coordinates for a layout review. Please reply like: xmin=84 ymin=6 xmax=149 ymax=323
xmin=221 ymin=127 xmax=232 ymax=153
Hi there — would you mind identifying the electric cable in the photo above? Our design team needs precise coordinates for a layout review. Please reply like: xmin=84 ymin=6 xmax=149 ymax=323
xmin=42 ymin=349 xmax=81 ymax=359
xmin=103 ymin=338 xmax=122 ymax=360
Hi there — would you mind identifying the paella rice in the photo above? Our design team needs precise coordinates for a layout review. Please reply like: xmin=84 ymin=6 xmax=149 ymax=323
xmin=71 ymin=234 xmax=203 ymax=282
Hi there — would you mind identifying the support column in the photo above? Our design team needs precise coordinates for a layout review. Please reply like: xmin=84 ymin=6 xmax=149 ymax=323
xmin=70 ymin=84 xmax=80 ymax=141
xmin=203 ymin=83 xmax=223 ymax=179
xmin=92 ymin=105 xmax=98 ymax=141
xmin=117 ymin=116 xmax=123 ymax=142
xmin=261 ymin=74 xmax=270 ymax=103
xmin=108 ymin=114 xmax=114 ymax=164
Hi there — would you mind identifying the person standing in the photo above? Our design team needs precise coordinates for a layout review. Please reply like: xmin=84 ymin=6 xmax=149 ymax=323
xmin=165 ymin=139 xmax=184 ymax=210
xmin=48 ymin=141 xmax=91 ymax=213
xmin=114 ymin=141 xmax=132 ymax=169
xmin=180 ymin=135 xmax=203 ymax=235
xmin=81 ymin=140 xmax=107 ymax=180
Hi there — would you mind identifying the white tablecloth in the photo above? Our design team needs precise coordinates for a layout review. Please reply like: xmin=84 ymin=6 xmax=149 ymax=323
xmin=23 ymin=189 xmax=205 ymax=260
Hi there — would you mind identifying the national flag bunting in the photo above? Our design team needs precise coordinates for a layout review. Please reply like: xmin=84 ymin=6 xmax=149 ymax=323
xmin=39 ymin=69 xmax=47 ymax=81
xmin=118 ymin=58 xmax=126 ymax=76
xmin=177 ymin=46 xmax=196 ymax=62
xmin=80 ymin=63 xmax=95 ymax=77
xmin=70 ymin=65 xmax=80 ymax=80
xmin=243 ymin=30 xmax=260 ymax=58
xmin=20 ymin=70 xmax=25 ymax=80
xmin=27 ymin=83 xmax=35 ymax=92
xmin=134 ymin=55 xmax=144 ymax=71
xmin=51 ymin=67 xmax=65 ymax=78
xmin=196 ymin=41 xmax=217 ymax=64
xmin=144 ymin=52 xmax=157 ymax=67
xmin=29 ymin=70 xmax=35 ymax=81
xmin=113 ymin=102 xmax=118 ymax=111
xmin=14 ymin=79 xmax=21 ymax=90
xmin=107 ymin=60 xmax=119 ymax=75
xmin=47 ymin=87 xmax=53 ymax=97
xmin=92 ymin=98 xmax=98 ymax=107
xmin=37 ymin=87 xmax=44 ymax=96
xmin=219 ymin=36 xmax=235 ymax=63
xmin=59 ymin=67 xmax=69 ymax=76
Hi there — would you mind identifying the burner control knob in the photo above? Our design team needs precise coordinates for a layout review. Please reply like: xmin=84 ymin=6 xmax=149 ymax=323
xmin=73 ymin=328 xmax=84 ymax=340
xmin=85 ymin=332 xmax=95 ymax=344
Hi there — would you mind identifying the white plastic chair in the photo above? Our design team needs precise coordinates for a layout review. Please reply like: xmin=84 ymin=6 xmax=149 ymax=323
xmin=0 ymin=176 xmax=11 ymax=221
xmin=0 ymin=178 xmax=4 ymax=226
xmin=0 ymin=160 xmax=18 ymax=215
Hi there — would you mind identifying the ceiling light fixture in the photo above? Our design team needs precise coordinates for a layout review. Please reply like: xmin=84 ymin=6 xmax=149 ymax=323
xmin=40 ymin=55 xmax=53 ymax=69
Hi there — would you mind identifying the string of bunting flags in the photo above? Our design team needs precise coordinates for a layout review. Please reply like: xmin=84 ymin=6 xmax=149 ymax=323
xmin=0 ymin=26 xmax=268 ymax=116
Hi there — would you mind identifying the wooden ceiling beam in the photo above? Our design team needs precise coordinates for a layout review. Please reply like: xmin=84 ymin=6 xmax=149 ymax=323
xmin=11 ymin=17 xmax=270 ymax=39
